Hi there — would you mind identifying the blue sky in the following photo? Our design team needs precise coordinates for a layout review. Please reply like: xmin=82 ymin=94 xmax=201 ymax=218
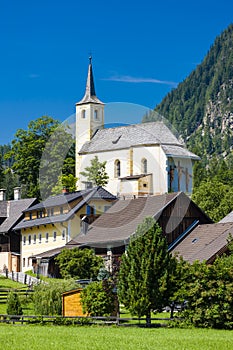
xmin=0 ymin=0 xmax=232 ymax=144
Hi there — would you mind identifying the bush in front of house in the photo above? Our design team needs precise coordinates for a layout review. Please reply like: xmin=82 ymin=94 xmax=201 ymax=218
xmin=7 ymin=292 xmax=23 ymax=317
xmin=81 ymin=279 xmax=117 ymax=317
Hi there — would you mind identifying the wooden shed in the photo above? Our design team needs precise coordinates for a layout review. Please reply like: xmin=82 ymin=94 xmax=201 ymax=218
xmin=62 ymin=289 xmax=86 ymax=317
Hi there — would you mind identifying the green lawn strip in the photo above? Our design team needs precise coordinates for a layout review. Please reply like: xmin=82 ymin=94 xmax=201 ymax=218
xmin=0 ymin=325 xmax=232 ymax=350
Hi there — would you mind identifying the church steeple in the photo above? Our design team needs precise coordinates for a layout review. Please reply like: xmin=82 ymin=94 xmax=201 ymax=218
xmin=76 ymin=56 xmax=104 ymax=105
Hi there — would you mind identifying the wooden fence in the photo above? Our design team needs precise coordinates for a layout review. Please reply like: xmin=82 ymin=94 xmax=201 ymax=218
xmin=0 ymin=314 xmax=174 ymax=327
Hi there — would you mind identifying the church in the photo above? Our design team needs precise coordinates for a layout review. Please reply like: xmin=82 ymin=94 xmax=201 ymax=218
xmin=75 ymin=58 xmax=199 ymax=197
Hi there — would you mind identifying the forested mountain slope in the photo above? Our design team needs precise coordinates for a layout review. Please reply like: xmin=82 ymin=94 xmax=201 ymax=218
xmin=143 ymin=24 xmax=233 ymax=164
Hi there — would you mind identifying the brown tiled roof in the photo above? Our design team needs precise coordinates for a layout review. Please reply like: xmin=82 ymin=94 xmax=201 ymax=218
xmin=172 ymin=223 xmax=233 ymax=263
xmin=68 ymin=192 xmax=180 ymax=248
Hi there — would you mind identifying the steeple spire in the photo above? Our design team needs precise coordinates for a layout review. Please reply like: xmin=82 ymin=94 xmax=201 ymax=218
xmin=76 ymin=57 xmax=104 ymax=105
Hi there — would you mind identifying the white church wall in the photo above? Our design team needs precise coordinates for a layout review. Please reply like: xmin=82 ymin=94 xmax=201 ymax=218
xmin=78 ymin=148 xmax=130 ymax=195
xmin=133 ymin=146 xmax=168 ymax=194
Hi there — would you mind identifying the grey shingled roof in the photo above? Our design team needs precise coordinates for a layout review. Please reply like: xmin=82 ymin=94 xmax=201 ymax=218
xmin=162 ymin=145 xmax=200 ymax=160
xmin=172 ymin=223 xmax=233 ymax=263
xmin=0 ymin=198 xmax=37 ymax=233
xmin=14 ymin=186 xmax=117 ymax=230
xmin=25 ymin=186 xmax=116 ymax=212
xmin=219 ymin=211 xmax=233 ymax=223
xmin=68 ymin=192 xmax=180 ymax=248
xmin=79 ymin=122 xmax=199 ymax=161
xmin=0 ymin=202 xmax=7 ymax=217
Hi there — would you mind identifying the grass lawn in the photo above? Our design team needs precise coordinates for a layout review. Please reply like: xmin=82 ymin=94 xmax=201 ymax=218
xmin=0 ymin=325 xmax=232 ymax=350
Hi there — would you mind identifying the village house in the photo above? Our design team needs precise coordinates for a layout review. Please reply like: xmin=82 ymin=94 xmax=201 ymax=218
xmin=0 ymin=188 xmax=37 ymax=272
xmin=66 ymin=192 xmax=212 ymax=272
xmin=14 ymin=186 xmax=116 ymax=275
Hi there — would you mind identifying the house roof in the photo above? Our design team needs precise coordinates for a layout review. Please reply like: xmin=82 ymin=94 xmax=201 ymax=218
xmin=0 ymin=198 xmax=37 ymax=233
xmin=67 ymin=192 xmax=181 ymax=248
xmin=219 ymin=211 xmax=233 ymax=223
xmin=30 ymin=245 xmax=68 ymax=259
xmin=14 ymin=186 xmax=117 ymax=230
xmin=79 ymin=121 xmax=199 ymax=160
xmin=172 ymin=223 xmax=233 ymax=263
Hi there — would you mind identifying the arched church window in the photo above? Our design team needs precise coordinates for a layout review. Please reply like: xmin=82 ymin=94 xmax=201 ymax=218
xmin=141 ymin=158 xmax=147 ymax=174
xmin=94 ymin=110 xmax=98 ymax=120
xmin=114 ymin=160 xmax=121 ymax=178
xmin=82 ymin=110 xmax=86 ymax=119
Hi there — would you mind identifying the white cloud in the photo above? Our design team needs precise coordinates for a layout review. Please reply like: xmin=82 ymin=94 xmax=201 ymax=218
xmin=103 ymin=75 xmax=177 ymax=87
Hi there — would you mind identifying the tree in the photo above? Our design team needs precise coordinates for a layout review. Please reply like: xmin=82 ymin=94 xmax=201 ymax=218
xmin=7 ymin=292 xmax=23 ymax=317
xmin=55 ymin=248 xmax=103 ymax=279
xmin=80 ymin=156 xmax=109 ymax=187
xmin=51 ymin=174 xmax=78 ymax=195
xmin=192 ymin=179 xmax=233 ymax=222
xmin=4 ymin=116 xmax=60 ymax=198
xmin=118 ymin=217 xmax=177 ymax=325
xmin=4 ymin=116 xmax=76 ymax=199
xmin=33 ymin=279 xmax=76 ymax=316
xmin=81 ymin=279 xmax=116 ymax=316
xmin=175 ymin=251 xmax=233 ymax=329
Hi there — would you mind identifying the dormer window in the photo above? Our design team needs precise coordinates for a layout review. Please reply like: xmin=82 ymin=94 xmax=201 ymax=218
xmin=82 ymin=110 xmax=86 ymax=119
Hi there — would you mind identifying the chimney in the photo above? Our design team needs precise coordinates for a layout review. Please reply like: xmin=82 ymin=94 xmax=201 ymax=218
xmin=62 ymin=187 xmax=69 ymax=194
xmin=0 ymin=189 xmax=6 ymax=201
xmin=14 ymin=187 xmax=21 ymax=200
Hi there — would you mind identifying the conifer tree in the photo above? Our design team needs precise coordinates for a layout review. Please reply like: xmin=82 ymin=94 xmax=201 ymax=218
xmin=118 ymin=217 xmax=177 ymax=325
xmin=80 ymin=156 xmax=109 ymax=187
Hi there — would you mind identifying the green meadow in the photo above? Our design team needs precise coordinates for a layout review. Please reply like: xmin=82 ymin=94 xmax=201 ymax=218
xmin=0 ymin=325 xmax=233 ymax=350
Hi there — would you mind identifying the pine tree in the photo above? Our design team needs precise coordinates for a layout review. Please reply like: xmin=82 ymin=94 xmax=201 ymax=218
xmin=118 ymin=217 xmax=177 ymax=325
xmin=80 ymin=156 xmax=109 ymax=187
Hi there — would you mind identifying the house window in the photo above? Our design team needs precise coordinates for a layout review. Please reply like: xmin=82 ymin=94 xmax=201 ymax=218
xmin=114 ymin=160 xmax=121 ymax=178
xmin=27 ymin=258 xmax=30 ymax=267
xmin=86 ymin=205 xmax=94 ymax=215
xmin=82 ymin=110 xmax=86 ymax=119
xmin=28 ymin=235 xmax=31 ymax=245
xmin=23 ymin=236 xmax=26 ymax=245
xmin=47 ymin=209 xmax=50 ymax=217
xmin=38 ymin=233 xmax=42 ymax=244
xmin=94 ymin=110 xmax=98 ymax=120
xmin=23 ymin=258 xmax=25 ymax=267
xmin=51 ymin=208 xmax=54 ymax=216
xmin=33 ymin=234 xmax=36 ymax=244
xmin=45 ymin=232 xmax=49 ymax=243
xmin=60 ymin=207 xmax=63 ymax=215
xmin=53 ymin=231 xmax=57 ymax=241
xmin=29 ymin=213 xmax=32 ymax=220
xmin=62 ymin=230 xmax=65 ymax=240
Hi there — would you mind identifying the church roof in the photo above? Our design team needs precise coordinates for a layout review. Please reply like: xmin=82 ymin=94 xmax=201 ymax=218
xmin=76 ymin=57 xmax=104 ymax=105
xmin=79 ymin=121 xmax=200 ymax=160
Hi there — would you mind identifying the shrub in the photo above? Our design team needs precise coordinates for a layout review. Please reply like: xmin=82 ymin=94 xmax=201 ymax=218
xmin=7 ymin=292 xmax=23 ymax=317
